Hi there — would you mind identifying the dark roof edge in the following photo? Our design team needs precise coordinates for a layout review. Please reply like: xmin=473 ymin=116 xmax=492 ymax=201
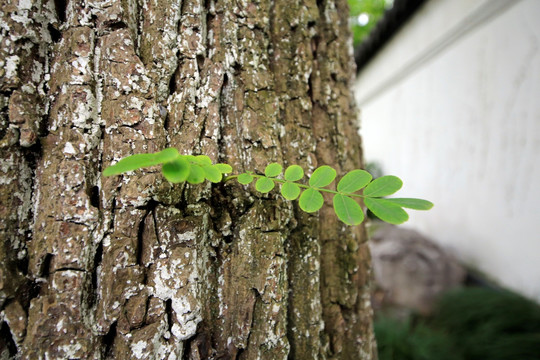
xmin=354 ymin=0 xmax=428 ymax=73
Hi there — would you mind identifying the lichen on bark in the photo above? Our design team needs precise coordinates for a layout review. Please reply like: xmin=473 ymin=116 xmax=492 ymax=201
xmin=0 ymin=0 xmax=376 ymax=359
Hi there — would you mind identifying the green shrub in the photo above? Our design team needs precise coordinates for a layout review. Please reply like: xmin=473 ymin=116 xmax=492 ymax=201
xmin=430 ymin=288 xmax=540 ymax=360
xmin=375 ymin=317 xmax=458 ymax=360
xmin=375 ymin=287 xmax=540 ymax=360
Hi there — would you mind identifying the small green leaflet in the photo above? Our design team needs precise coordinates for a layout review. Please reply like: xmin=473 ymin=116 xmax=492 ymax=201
xmin=363 ymin=175 xmax=403 ymax=197
xmin=187 ymin=164 xmax=205 ymax=184
xmin=364 ymin=197 xmax=409 ymax=224
xmin=194 ymin=155 xmax=212 ymax=165
xmin=384 ymin=198 xmax=433 ymax=210
xmin=237 ymin=173 xmax=254 ymax=185
xmin=299 ymin=188 xmax=324 ymax=213
xmin=214 ymin=163 xmax=233 ymax=174
xmin=281 ymin=182 xmax=301 ymax=200
xmin=284 ymin=165 xmax=304 ymax=181
xmin=333 ymin=194 xmax=364 ymax=225
xmin=337 ymin=169 xmax=372 ymax=193
xmin=255 ymin=177 xmax=275 ymax=193
xmin=103 ymin=148 xmax=180 ymax=176
xmin=309 ymin=166 xmax=337 ymax=188
xmin=162 ymin=157 xmax=190 ymax=183
xmin=265 ymin=163 xmax=282 ymax=177
xmin=202 ymin=165 xmax=222 ymax=183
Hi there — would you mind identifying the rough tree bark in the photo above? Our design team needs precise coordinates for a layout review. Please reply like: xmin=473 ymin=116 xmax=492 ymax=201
xmin=0 ymin=0 xmax=376 ymax=359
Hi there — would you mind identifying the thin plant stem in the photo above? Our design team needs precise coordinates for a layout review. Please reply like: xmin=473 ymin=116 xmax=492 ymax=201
xmin=224 ymin=173 xmax=367 ymax=198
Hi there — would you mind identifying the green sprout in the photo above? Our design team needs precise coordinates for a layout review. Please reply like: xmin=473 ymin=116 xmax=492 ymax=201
xmin=103 ymin=148 xmax=433 ymax=226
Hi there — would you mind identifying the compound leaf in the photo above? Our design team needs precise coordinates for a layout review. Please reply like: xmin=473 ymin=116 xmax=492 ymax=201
xmin=103 ymin=147 xmax=180 ymax=176
xmin=187 ymin=164 xmax=205 ymax=184
xmin=363 ymin=175 xmax=403 ymax=197
xmin=203 ymin=165 xmax=222 ymax=183
xmin=333 ymin=194 xmax=364 ymax=226
xmin=385 ymin=198 xmax=433 ymax=210
xmin=364 ymin=197 xmax=408 ymax=224
xmin=265 ymin=163 xmax=282 ymax=177
xmin=281 ymin=182 xmax=301 ymax=200
xmin=284 ymin=165 xmax=304 ymax=181
xmin=299 ymin=188 xmax=324 ymax=213
xmin=215 ymin=163 xmax=233 ymax=174
xmin=256 ymin=177 xmax=275 ymax=193
xmin=337 ymin=169 xmax=372 ymax=193
xmin=105 ymin=148 xmax=431 ymax=227
xmin=309 ymin=165 xmax=337 ymax=188
xmin=237 ymin=173 xmax=254 ymax=185
xmin=162 ymin=156 xmax=190 ymax=183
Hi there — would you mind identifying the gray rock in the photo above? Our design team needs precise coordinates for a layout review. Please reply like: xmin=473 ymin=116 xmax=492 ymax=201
xmin=369 ymin=224 xmax=465 ymax=314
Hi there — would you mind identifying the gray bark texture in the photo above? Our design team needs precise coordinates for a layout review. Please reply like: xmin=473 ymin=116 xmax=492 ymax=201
xmin=0 ymin=0 xmax=376 ymax=358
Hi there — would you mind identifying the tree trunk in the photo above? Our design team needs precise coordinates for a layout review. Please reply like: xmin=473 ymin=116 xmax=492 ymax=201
xmin=0 ymin=0 xmax=376 ymax=359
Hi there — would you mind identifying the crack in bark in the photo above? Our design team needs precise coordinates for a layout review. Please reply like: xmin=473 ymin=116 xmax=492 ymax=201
xmin=39 ymin=253 xmax=53 ymax=278
xmin=53 ymin=0 xmax=68 ymax=23
xmin=165 ymin=298 xmax=173 ymax=334
xmin=169 ymin=61 xmax=180 ymax=95
xmin=48 ymin=24 xmax=62 ymax=42
xmin=136 ymin=200 xmax=157 ymax=265
xmin=89 ymin=239 xmax=103 ymax=308
xmin=0 ymin=321 xmax=17 ymax=358
xmin=102 ymin=320 xmax=117 ymax=358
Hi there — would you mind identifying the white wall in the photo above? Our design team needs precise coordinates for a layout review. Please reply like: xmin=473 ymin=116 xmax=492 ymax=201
xmin=355 ymin=0 xmax=540 ymax=301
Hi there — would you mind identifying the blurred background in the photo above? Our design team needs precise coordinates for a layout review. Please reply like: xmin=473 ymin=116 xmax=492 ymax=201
xmin=350 ymin=0 xmax=540 ymax=358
